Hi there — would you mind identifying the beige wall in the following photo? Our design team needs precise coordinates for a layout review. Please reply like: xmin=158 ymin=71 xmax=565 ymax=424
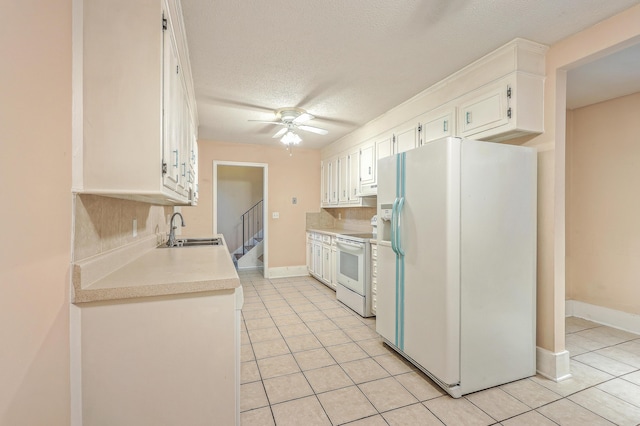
xmin=566 ymin=92 xmax=640 ymax=314
xmin=528 ymin=3 xmax=640 ymax=354
xmin=0 ymin=1 xmax=72 ymax=424
xmin=182 ymin=141 xmax=321 ymax=269
xmin=217 ymin=166 xmax=264 ymax=253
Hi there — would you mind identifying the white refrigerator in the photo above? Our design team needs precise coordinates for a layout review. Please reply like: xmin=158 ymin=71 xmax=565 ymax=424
xmin=376 ymin=136 xmax=537 ymax=398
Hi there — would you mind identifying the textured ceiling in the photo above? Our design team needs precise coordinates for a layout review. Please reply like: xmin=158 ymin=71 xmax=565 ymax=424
xmin=181 ymin=0 xmax=640 ymax=149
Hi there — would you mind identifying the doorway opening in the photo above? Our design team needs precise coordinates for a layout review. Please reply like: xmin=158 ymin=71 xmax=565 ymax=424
xmin=213 ymin=161 xmax=268 ymax=276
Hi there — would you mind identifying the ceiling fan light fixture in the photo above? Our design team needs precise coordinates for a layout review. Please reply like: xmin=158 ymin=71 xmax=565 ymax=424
xmin=281 ymin=130 xmax=302 ymax=145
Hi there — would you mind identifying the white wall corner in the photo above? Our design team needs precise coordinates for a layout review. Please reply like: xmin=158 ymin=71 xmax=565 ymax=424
xmin=536 ymin=346 xmax=571 ymax=382
xmin=566 ymin=299 xmax=640 ymax=335
xmin=267 ymin=266 xmax=309 ymax=279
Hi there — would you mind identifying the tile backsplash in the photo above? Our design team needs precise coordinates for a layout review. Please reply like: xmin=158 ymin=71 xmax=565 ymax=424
xmin=74 ymin=194 xmax=173 ymax=261
xmin=306 ymin=207 xmax=377 ymax=232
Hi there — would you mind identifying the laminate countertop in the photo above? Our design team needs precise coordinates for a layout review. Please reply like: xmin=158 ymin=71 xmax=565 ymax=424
xmin=72 ymin=234 xmax=240 ymax=304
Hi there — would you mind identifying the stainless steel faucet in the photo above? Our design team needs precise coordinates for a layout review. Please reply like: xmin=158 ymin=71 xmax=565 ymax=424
xmin=167 ymin=212 xmax=186 ymax=247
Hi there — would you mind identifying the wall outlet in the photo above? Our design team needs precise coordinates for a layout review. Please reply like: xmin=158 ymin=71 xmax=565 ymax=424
xmin=272 ymin=212 xmax=280 ymax=219
xmin=132 ymin=218 xmax=137 ymax=237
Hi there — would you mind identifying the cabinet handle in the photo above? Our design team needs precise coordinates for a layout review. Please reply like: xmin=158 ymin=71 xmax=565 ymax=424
xmin=443 ymin=120 xmax=448 ymax=132
xmin=368 ymin=166 xmax=371 ymax=175
xmin=466 ymin=112 xmax=472 ymax=124
xmin=353 ymin=188 xmax=357 ymax=195
xmin=173 ymin=150 xmax=179 ymax=168
xmin=343 ymin=190 xmax=346 ymax=197
xmin=181 ymin=163 xmax=186 ymax=177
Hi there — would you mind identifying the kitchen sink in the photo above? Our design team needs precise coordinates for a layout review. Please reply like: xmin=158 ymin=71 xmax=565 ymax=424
xmin=160 ymin=237 xmax=222 ymax=248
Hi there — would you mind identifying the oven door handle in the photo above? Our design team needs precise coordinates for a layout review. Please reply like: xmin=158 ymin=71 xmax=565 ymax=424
xmin=336 ymin=240 xmax=364 ymax=252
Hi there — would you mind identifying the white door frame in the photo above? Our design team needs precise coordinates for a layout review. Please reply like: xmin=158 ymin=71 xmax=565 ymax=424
xmin=213 ymin=161 xmax=268 ymax=276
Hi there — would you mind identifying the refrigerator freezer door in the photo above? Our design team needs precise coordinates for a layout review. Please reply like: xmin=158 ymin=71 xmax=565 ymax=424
xmin=375 ymin=154 xmax=399 ymax=345
xmin=401 ymin=137 xmax=461 ymax=386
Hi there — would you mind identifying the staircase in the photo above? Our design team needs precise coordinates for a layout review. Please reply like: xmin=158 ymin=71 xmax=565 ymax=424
xmin=233 ymin=200 xmax=264 ymax=270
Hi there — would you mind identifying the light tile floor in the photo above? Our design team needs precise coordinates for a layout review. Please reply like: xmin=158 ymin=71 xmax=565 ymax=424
xmin=239 ymin=271 xmax=640 ymax=425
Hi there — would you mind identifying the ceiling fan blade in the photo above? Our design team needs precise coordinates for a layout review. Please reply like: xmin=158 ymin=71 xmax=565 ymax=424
xmin=298 ymin=125 xmax=329 ymax=135
xmin=248 ymin=120 xmax=285 ymax=126
xmin=293 ymin=112 xmax=314 ymax=124
xmin=272 ymin=127 xmax=288 ymax=139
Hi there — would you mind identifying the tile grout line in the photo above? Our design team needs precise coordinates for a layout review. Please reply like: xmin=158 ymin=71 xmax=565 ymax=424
xmin=241 ymin=274 xmax=454 ymax=425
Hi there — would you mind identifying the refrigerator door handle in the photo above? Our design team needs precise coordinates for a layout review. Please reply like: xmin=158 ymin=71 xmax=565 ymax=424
xmin=391 ymin=197 xmax=399 ymax=254
xmin=396 ymin=197 xmax=405 ymax=256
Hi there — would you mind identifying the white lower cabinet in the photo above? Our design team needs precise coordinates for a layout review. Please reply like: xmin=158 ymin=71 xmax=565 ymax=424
xmin=371 ymin=242 xmax=378 ymax=315
xmin=306 ymin=232 xmax=314 ymax=273
xmin=80 ymin=289 xmax=242 ymax=425
xmin=308 ymin=231 xmax=338 ymax=291
xmin=331 ymin=237 xmax=337 ymax=289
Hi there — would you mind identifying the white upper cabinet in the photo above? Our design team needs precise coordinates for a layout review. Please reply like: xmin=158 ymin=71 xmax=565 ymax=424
xmin=418 ymin=105 xmax=455 ymax=146
xmin=74 ymin=0 xmax=198 ymax=205
xmin=393 ymin=122 xmax=419 ymax=154
xmin=319 ymin=38 xmax=546 ymax=201
xmin=375 ymin=132 xmax=394 ymax=162
xmin=359 ymin=142 xmax=375 ymax=188
xmin=348 ymin=149 xmax=360 ymax=203
xmin=324 ymin=157 xmax=338 ymax=206
xmin=457 ymin=72 xmax=544 ymax=142
xmin=338 ymin=154 xmax=349 ymax=205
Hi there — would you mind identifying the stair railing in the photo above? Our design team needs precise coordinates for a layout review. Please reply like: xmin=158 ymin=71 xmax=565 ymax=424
xmin=241 ymin=200 xmax=263 ymax=256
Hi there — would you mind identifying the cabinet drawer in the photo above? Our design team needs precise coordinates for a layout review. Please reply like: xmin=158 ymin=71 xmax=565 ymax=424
xmin=313 ymin=233 xmax=322 ymax=241
xmin=322 ymin=235 xmax=331 ymax=244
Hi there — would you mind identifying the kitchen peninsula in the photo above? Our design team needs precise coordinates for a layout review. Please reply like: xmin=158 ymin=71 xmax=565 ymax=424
xmin=72 ymin=234 xmax=243 ymax=426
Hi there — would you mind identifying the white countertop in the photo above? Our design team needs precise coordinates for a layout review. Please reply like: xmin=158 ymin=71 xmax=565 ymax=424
xmin=72 ymin=235 xmax=240 ymax=304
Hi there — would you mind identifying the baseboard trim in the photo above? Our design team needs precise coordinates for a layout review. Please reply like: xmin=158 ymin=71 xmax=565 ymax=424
xmin=267 ymin=265 xmax=309 ymax=279
xmin=536 ymin=347 xmax=571 ymax=382
xmin=566 ymin=300 xmax=640 ymax=335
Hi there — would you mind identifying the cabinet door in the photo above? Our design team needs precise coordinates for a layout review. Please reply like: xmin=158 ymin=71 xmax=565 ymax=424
xmin=313 ymin=242 xmax=322 ymax=276
xmin=458 ymin=82 xmax=509 ymax=137
xmin=375 ymin=133 xmax=393 ymax=162
xmin=320 ymin=161 xmax=329 ymax=206
xmin=419 ymin=106 xmax=455 ymax=145
xmin=331 ymin=242 xmax=337 ymax=289
xmin=162 ymin=24 xmax=181 ymax=192
xmin=322 ymin=245 xmax=331 ymax=284
xmin=329 ymin=158 xmax=338 ymax=205
xmin=306 ymin=234 xmax=314 ymax=273
xmin=359 ymin=142 xmax=375 ymax=185
xmin=176 ymin=79 xmax=190 ymax=196
xmin=338 ymin=155 xmax=349 ymax=205
xmin=348 ymin=150 xmax=360 ymax=203
xmin=394 ymin=122 xmax=418 ymax=154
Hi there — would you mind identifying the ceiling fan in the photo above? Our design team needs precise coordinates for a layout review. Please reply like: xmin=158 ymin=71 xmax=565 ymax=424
xmin=249 ymin=107 xmax=329 ymax=141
